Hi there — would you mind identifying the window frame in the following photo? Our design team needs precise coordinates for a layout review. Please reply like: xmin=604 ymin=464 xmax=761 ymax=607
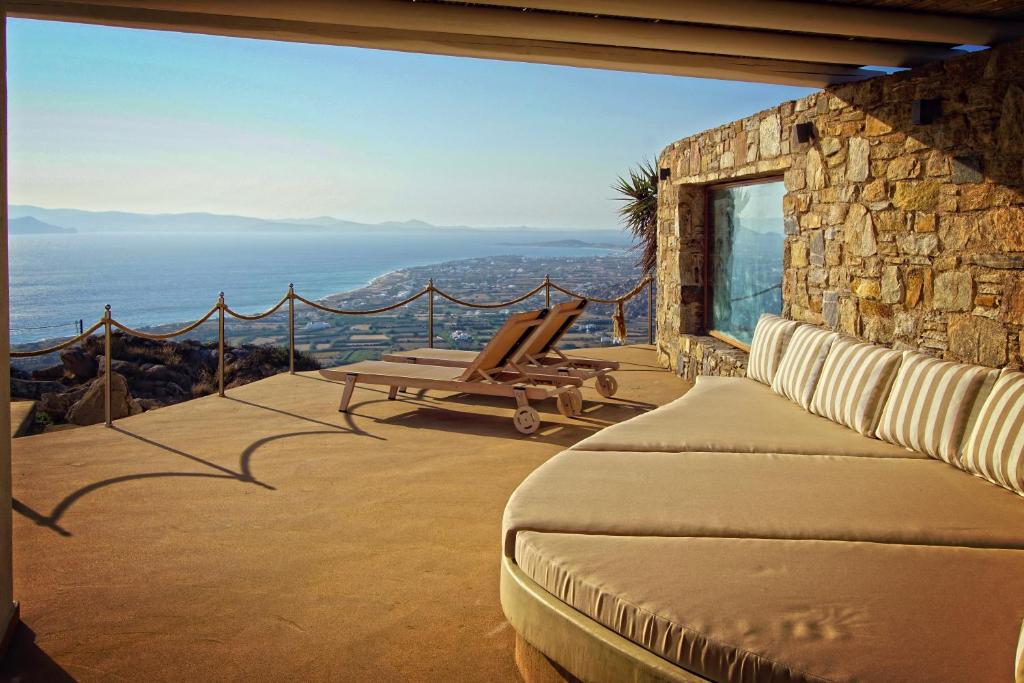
xmin=703 ymin=175 xmax=786 ymax=352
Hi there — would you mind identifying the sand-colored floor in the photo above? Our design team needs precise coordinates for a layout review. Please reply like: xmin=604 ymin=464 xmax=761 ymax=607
xmin=2 ymin=345 xmax=686 ymax=682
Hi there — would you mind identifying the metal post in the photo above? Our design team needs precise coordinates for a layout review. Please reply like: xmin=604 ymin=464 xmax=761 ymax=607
xmin=544 ymin=275 xmax=551 ymax=308
xmin=288 ymin=283 xmax=295 ymax=375
xmin=648 ymin=277 xmax=655 ymax=345
xmin=427 ymin=279 xmax=434 ymax=349
xmin=218 ymin=292 xmax=225 ymax=397
xmin=78 ymin=319 xmax=83 ymax=335
xmin=103 ymin=305 xmax=112 ymax=428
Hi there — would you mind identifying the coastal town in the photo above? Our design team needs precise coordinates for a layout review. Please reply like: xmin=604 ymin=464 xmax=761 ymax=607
xmin=11 ymin=254 xmax=653 ymax=371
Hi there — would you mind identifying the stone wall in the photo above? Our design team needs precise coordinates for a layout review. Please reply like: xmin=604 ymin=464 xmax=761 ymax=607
xmin=656 ymin=40 xmax=1024 ymax=373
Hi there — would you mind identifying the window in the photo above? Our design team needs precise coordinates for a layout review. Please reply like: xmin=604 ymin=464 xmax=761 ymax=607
xmin=707 ymin=179 xmax=786 ymax=347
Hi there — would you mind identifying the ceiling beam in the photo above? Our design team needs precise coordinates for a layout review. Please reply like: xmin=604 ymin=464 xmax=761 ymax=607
xmin=453 ymin=0 xmax=1024 ymax=46
xmin=8 ymin=0 xmax=959 ymax=67
xmin=7 ymin=2 xmax=876 ymax=87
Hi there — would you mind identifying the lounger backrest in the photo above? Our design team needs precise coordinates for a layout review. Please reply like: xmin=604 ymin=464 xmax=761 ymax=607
xmin=459 ymin=309 xmax=549 ymax=380
xmin=513 ymin=299 xmax=587 ymax=361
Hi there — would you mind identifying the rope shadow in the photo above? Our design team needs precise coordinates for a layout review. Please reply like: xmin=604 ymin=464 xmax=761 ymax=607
xmin=224 ymin=396 xmax=384 ymax=440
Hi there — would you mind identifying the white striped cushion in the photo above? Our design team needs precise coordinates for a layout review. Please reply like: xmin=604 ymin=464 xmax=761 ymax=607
xmin=746 ymin=314 xmax=801 ymax=385
xmin=961 ymin=369 xmax=1024 ymax=497
xmin=809 ymin=338 xmax=903 ymax=435
xmin=875 ymin=352 xmax=998 ymax=464
xmin=770 ymin=326 xmax=838 ymax=410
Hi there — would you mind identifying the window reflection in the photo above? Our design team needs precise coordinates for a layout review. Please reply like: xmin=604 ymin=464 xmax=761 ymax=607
xmin=709 ymin=181 xmax=786 ymax=345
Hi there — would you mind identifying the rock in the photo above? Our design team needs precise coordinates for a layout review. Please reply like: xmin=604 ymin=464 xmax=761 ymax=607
xmin=847 ymin=137 xmax=870 ymax=182
xmin=933 ymin=271 xmax=973 ymax=312
xmin=39 ymin=384 xmax=88 ymax=419
xmin=30 ymin=365 xmax=65 ymax=381
xmin=892 ymin=181 xmax=941 ymax=211
xmin=854 ymin=278 xmax=881 ymax=300
xmin=950 ymin=155 xmax=983 ymax=184
xmin=948 ymin=315 xmax=1007 ymax=367
xmin=985 ymin=208 xmax=1024 ymax=252
xmin=914 ymin=213 xmax=936 ymax=233
xmin=968 ymin=253 xmax=1024 ymax=269
xmin=997 ymin=84 xmax=1024 ymax=154
xmin=759 ymin=114 xmax=781 ymax=158
xmin=1005 ymin=278 xmax=1024 ymax=325
xmin=844 ymin=204 xmax=877 ymax=257
xmin=11 ymin=378 xmax=66 ymax=401
xmin=67 ymin=372 xmax=135 ymax=426
xmin=809 ymin=231 xmax=825 ymax=267
xmin=822 ymin=291 xmax=840 ymax=328
xmin=806 ymin=149 xmax=825 ymax=190
xmin=886 ymin=156 xmax=921 ymax=180
xmin=882 ymin=266 xmax=904 ymax=304
xmin=59 ymin=349 xmax=97 ymax=381
xmin=896 ymin=232 xmax=939 ymax=257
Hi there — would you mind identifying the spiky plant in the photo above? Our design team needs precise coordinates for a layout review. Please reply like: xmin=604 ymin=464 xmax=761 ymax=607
xmin=612 ymin=159 xmax=659 ymax=274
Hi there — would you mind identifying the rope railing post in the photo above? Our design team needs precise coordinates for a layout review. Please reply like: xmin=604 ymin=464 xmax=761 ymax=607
xmin=427 ymin=279 xmax=435 ymax=349
xmin=103 ymin=305 xmax=112 ymax=428
xmin=288 ymin=283 xmax=295 ymax=375
xmin=544 ymin=274 xmax=551 ymax=308
xmin=648 ymin=276 xmax=654 ymax=345
xmin=218 ymin=292 xmax=226 ymax=397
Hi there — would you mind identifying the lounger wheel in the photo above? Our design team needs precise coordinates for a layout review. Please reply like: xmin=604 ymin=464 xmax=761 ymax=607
xmin=513 ymin=407 xmax=541 ymax=435
xmin=595 ymin=375 xmax=618 ymax=398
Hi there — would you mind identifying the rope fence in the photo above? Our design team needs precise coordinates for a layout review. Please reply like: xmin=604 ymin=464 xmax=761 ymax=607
xmin=11 ymin=274 xmax=655 ymax=428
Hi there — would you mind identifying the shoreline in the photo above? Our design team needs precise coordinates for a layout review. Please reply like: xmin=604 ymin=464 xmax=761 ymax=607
xmin=12 ymin=252 xmax=636 ymax=353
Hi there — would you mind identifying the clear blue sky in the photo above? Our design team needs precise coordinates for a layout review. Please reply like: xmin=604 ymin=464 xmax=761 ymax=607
xmin=7 ymin=18 xmax=814 ymax=229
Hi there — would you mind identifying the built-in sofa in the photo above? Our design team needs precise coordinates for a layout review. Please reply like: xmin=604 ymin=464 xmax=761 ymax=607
xmin=500 ymin=314 xmax=1024 ymax=683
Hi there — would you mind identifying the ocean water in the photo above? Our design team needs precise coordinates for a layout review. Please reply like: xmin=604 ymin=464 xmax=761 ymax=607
xmin=9 ymin=229 xmax=629 ymax=344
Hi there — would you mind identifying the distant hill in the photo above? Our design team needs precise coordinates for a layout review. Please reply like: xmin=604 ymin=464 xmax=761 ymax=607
xmin=9 ymin=205 xmax=619 ymax=236
xmin=9 ymin=216 xmax=76 ymax=234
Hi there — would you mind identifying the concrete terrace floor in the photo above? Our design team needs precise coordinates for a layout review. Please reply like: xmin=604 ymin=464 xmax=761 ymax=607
xmin=2 ymin=345 xmax=687 ymax=682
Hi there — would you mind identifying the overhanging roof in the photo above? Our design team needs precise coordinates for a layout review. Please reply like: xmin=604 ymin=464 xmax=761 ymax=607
xmin=7 ymin=0 xmax=1024 ymax=87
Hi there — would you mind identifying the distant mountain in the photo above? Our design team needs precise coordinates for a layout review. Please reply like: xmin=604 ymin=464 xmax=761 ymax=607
xmin=9 ymin=216 xmax=76 ymax=235
xmin=9 ymin=205 xmax=618 ymax=236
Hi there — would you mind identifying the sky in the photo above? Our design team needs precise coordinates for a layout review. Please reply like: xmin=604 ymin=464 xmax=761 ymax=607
xmin=7 ymin=19 xmax=814 ymax=230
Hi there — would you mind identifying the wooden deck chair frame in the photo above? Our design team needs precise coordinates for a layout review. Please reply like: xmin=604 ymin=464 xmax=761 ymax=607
xmin=320 ymin=309 xmax=583 ymax=434
xmin=383 ymin=300 xmax=621 ymax=397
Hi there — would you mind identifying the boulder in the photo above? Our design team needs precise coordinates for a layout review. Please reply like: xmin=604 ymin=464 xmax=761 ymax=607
xmin=59 ymin=348 xmax=97 ymax=381
xmin=67 ymin=372 xmax=135 ymax=426
xmin=39 ymin=384 xmax=89 ymax=419
xmin=11 ymin=377 xmax=66 ymax=401
xmin=30 ymin=365 xmax=66 ymax=382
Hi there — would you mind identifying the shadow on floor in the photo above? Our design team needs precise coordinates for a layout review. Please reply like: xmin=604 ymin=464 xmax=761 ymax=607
xmin=0 ymin=623 xmax=76 ymax=682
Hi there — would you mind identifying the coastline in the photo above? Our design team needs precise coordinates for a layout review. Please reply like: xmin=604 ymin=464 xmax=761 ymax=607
xmin=11 ymin=251 xmax=641 ymax=361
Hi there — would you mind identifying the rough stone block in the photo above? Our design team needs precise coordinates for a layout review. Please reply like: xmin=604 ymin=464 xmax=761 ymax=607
xmin=933 ymin=271 xmax=974 ymax=312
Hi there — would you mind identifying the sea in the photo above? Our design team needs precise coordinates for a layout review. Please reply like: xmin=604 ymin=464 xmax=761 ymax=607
xmin=9 ymin=229 xmax=630 ymax=345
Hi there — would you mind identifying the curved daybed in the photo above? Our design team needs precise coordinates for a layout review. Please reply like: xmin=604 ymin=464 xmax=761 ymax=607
xmin=500 ymin=315 xmax=1024 ymax=683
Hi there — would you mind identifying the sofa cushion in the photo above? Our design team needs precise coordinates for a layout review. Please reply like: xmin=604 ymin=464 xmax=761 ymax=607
xmin=876 ymin=351 xmax=998 ymax=465
xmin=746 ymin=314 xmax=801 ymax=385
xmin=771 ymin=325 xmax=837 ymax=409
xmin=809 ymin=337 xmax=903 ymax=435
xmin=962 ymin=369 xmax=1024 ymax=497
xmin=572 ymin=376 xmax=919 ymax=458
xmin=514 ymin=532 xmax=1024 ymax=683
xmin=502 ymin=449 xmax=1024 ymax=557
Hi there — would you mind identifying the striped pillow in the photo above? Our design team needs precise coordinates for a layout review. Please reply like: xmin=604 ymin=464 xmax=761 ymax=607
xmin=809 ymin=338 xmax=903 ymax=435
xmin=875 ymin=352 xmax=998 ymax=464
xmin=746 ymin=314 xmax=801 ymax=385
xmin=961 ymin=369 xmax=1024 ymax=496
xmin=770 ymin=326 xmax=838 ymax=409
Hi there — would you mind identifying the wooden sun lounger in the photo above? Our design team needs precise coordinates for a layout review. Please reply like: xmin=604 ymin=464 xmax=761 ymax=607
xmin=320 ymin=310 xmax=583 ymax=434
xmin=383 ymin=300 xmax=621 ymax=397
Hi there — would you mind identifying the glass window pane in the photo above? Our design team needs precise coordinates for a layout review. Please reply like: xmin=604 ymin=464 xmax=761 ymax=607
xmin=709 ymin=181 xmax=786 ymax=345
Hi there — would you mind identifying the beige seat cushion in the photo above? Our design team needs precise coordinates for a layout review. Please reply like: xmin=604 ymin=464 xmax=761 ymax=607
xmin=809 ymin=337 xmax=903 ymax=436
xmin=962 ymin=368 xmax=1024 ymax=497
xmin=572 ymin=376 xmax=919 ymax=458
xmin=746 ymin=314 xmax=801 ymax=385
xmin=514 ymin=532 xmax=1024 ymax=683
xmin=502 ymin=449 xmax=1024 ymax=557
xmin=876 ymin=351 xmax=998 ymax=465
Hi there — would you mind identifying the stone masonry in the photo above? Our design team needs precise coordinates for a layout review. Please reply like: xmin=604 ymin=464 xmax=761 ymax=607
xmin=656 ymin=39 xmax=1024 ymax=375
